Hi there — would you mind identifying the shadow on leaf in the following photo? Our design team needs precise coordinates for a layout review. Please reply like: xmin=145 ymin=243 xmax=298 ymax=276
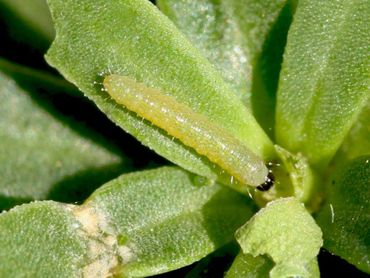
xmin=251 ymin=0 xmax=295 ymax=138
xmin=47 ymin=163 xmax=132 ymax=204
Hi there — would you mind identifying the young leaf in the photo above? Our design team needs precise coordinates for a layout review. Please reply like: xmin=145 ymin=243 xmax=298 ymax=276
xmin=252 ymin=145 xmax=318 ymax=212
xmin=316 ymin=156 xmax=370 ymax=273
xmin=236 ymin=197 xmax=323 ymax=277
xmin=0 ymin=167 xmax=255 ymax=277
xmin=271 ymin=145 xmax=317 ymax=209
xmin=275 ymin=0 xmax=370 ymax=169
xmin=0 ymin=66 xmax=129 ymax=210
xmin=158 ymin=0 xmax=294 ymax=135
xmin=45 ymin=0 xmax=275 ymax=188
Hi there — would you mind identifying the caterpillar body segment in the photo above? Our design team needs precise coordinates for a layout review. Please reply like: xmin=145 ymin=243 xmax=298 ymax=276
xmin=103 ymin=74 xmax=268 ymax=187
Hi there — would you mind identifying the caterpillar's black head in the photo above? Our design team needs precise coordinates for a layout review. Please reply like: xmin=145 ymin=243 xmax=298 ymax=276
xmin=256 ymin=171 xmax=274 ymax=191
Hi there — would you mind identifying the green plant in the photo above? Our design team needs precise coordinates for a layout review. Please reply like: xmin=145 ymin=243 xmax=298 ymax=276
xmin=0 ymin=0 xmax=368 ymax=277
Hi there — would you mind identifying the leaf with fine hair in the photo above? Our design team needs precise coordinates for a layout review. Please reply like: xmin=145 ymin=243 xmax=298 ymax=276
xmin=0 ymin=167 xmax=255 ymax=277
xmin=235 ymin=198 xmax=322 ymax=278
xmin=45 ymin=0 xmax=275 ymax=190
xmin=0 ymin=63 xmax=129 ymax=210
xmin=316 ymin=156 xmax=370 ymax=273
xmin=275 ymin=0 xmax=369 ymax=169
xmin=158 ymin=0 xmax=295 ymax=135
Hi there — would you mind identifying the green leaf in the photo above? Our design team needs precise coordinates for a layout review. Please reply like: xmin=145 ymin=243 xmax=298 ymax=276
xmin=45 ymin=0 xmax=275 ymax=188
xmin=0 ymin=167 xmax=255 ymax=277
xmin=332 ymin=101 xmax=370 ymax=166
xmin=236 ymin=197 xmax=323 ymax=277
xmin=225 ymin=253 xmax=274 ymax=278
xmin=0 ymin=201 xmax=90 ymax=277
xmin=226 ymin=252 xmax=320 ymax=277
xmin=0 ymin=65 xmax=129 ymax=210
xmin=253 ymin=145 xmax=319 ymax=212
xmin=0 ymin=0 xmax=54 ymax=50
xmin=87 ymin=166 xmax=255 ymax=276
xmin=158 ymin=0 xmax=294 ymax=135
xmin=316 ymin=156 xmax=370 ymax=273
xmin=274 ymin=146 xmax=314 ymax=202
xmin=275 ymin=0 xmax=370 ymax=169
xmin=226 ymin=252 xmax=319 ymax=278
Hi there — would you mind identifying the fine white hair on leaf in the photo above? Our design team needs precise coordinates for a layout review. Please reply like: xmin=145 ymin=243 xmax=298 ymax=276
xmin=329 ymin=203 xmax=335 ymax=223
xmin=103 ymin=74 xmax=268 ymax=186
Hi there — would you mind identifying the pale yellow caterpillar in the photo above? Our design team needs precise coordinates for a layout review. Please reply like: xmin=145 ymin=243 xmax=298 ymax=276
xmin=103 ymin=74 xmax=268 ymax=187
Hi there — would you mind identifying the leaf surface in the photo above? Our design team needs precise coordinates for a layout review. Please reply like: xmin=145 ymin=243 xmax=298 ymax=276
xmin=158 ymin=0 xmax=294 ymax=135
xmin=226 ymin=253 xmax=319 ymax=278
xmin=87 ymin=167 xmax=255 ymax=276
xmin=0 ymin=201 xmax=90 ymax=277
xmin=236 ymin=197 xmax=322 ymax=277
xmin=316 ymin=156 xmax=370 ymax=273
xmin=0 ymin=167 xmax=255 ymax=277
xmin=46 ymin=0 xmax=274 ymax=188
xmin=0 ymin=65 xmax=129 ymax=210
xmin=275 ymin=0 xmax=370 ymax=168
xmin=225 ymin=253 xmax=273 ymax=278
xmin=332 ymin=101 xmax=370 ymax=166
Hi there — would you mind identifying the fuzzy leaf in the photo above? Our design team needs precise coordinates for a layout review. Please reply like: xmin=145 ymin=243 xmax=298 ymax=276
xmin=236 ymin=197 xmax=322 ymax=277
xmin=275 ymin=0 xmax=370 ymax=168
xmin=0 ymin=201 xmax=90 ymax=277
xmin=274 ymin=146 xmax=314 ymax=202
xmin=333 ymin=101 xmax=370 ymax=166
xmin=0 ymin=66 xmax=129 ymax=210
xmin=158 ymin=0 xmax=294 ymax=135
xmin=87 ymin=167 xmax=255 ymax=276
xmin=0 ymin=167 xmax=255 ymax=277
xmin=45 ymin=0 xmax=275 ymax=188
xmin=254 ymin=145 xmax=317 ymax=209
xmin=226 ymin=253 xmax=319 ymax=278
xmin=316 ymin=156 xmax=370 ymax=273
xmin=225 ymin=253 xmax=273 ymax=278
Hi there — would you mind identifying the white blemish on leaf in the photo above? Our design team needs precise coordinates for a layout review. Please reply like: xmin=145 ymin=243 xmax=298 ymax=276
xmin=82 ymin=255 xmax=118 ymax=278
xmin=329 ymin=203 xmax=335 ymax=223
xmin=118 ymin=245 xmax=136 ymax=264
xmin=73 ymin=206 xmax=100 ymax=236
xmin=71 ymin=204 xmax=135 ymax=277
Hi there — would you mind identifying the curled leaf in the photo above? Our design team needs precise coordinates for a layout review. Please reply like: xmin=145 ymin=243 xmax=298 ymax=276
xmin=236 ymin=197 xmax=323 ymax=277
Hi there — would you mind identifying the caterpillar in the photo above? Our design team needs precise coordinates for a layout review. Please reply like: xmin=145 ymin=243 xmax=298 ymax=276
xmin=103 ymin=74 xmax=268 ymax=187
